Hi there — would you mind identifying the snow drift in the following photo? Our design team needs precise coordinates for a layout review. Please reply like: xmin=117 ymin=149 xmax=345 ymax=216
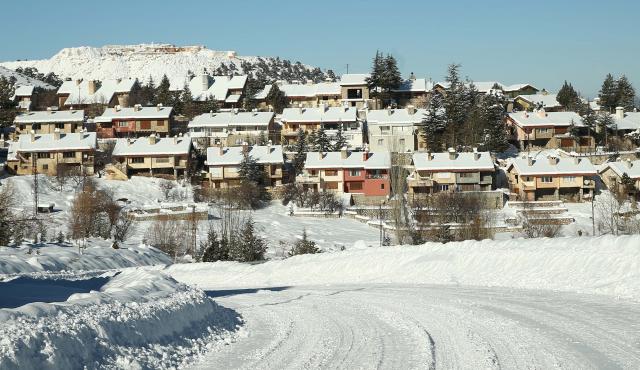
xmin=167 ymin=235 xmax=640 ymax=302
xmin=0 ymin=268 xmax=241 ymax=369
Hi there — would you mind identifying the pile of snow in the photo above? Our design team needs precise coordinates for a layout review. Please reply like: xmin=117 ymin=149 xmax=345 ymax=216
xmin=0 ymin=268 xmax=241 ymax=369
xmin=0 ymin=66 xmax=53 ymax=88
xmin=0 ymin=242 xmax=172 ymax=275
xmin=168 ymin=234 xmax=640 ymax=302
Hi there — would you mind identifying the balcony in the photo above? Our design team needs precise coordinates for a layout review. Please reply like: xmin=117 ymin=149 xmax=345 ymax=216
xmin=366 ymin=174 xmax=388 ymax=179
xmin=479 ymin=175 xmax=493 ymax=184
xmin=296 ymin=174 xmax=320 ymax=184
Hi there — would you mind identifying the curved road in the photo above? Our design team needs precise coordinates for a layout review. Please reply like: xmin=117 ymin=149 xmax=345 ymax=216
xmin=190 ymin=285 xmax=640 ymax=369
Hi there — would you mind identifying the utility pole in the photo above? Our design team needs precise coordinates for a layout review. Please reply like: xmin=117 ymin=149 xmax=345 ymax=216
xmin=32 ymin=154 xmax=39 ymax=217
xmin=379 ymin=202 xmax=383 ymax=247
xmin=591 ymin=192 xmax=595 ymax=236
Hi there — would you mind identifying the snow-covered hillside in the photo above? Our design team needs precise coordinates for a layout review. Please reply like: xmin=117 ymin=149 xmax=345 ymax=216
xmin=0 ymin=66 xmax=53 ymax=88
xmin=0 ymin=43 xmax=322 ymax=86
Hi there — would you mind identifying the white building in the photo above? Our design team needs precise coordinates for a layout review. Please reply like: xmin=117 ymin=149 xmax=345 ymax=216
xmin=188 ymin=110 xmax=276 ymax=148
xmin=279 ymin=105 xmax=362 ymax=148
xmin=366 ymin=107 xmax=427 ymax=152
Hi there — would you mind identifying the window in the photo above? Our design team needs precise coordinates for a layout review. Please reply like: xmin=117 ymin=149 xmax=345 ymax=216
xmin=563 ymin=176 xmax=576 ymax=182
xmin=131 ymin=157 xmax=145 ymax=164
xmin=37 ymin=152 xmax=50 ymax=159
xmin=439 ymin=184 xmax=449 ymax=191
xmin=118 ymin=121 xmax=128 ymax=127
xmin=349 ymin=182 xmax=363 ymax=191
xmin=459 ymin=172 xmax=473 ymax=178
xmin=350 ymin=169 xmax=361 ymax=177
xmin=325 ymin=170 xmax=337 ymax=176
xmin=380 ymin=126 xmax=390 ymax=134
xmin=347 ymin=88 xmax=362 ymax=100
xmin=380 ymin=184 xmax=385 ymax=190
xmin=63 ymin=151 xmax=75 ymax=158
xmin=55 ymin=123 xmax=65 ymax=129
xmin=32 ymin=123 xmax=41 ymax=130
xmin=322 ymin=96 xmax=328 ymax=101
xmin=377 ymin=139 xmax=384 ymax=146
xmin=140 ymin=121 xmax=151 ymax=130
xmin=156 ymin=120 xmax=165 ymax=126
xmin=436 ymin=172 xmax=451 ymax=179
xmin=399 ymin=138 xmax=405 ymax=147
xmin=541 ymin=176 xmax=553 ymax=183
xmin=42 ymin=164 xmax=48 ymax=170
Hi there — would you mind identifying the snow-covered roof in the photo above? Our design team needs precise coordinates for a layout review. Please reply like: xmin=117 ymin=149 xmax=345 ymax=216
xmin=281 ymin=106 xmax=357 ymax=123
xmin=186 ymin=75 xmax=248 ymax=102
xmin=8 ymin=132 xmax=96 ymax=158
xmin=515 ymin=93 xmax=561 ymax=109
xmin=14 ymin=109 xmax=85 ymax=124
xmin=112 ymin=135 xmax=191 ymax=156
xmin=412 ymin=151 xmax=494 ymax=172
xmin=508 ymin=155 xmax=596 ymax=176
xmin=225 ymin=94 xmax=241 ymax=103
xmin=94 ymin=106 xmax=173 ymax=123
xmin=339 ymin=74 xmax=369 ymax=86
xmin=366 ymin=108 xmax=428 ymax=125
xmin=507 ymin=111 xmax=583 ymax=127
xmin=206 ymin=145 xmax=284 ymax=166
xmin=304 ymin=151 xmax=390 ymax=170
xmin=188 ymin=111 xmax=274 ymax=128
xmin=279 ymin=82 xmax=340 ymax=97
xmin=58 ymin=78 xmax=136 ymax=106
xmin=434 ymin=81 xmax=537 ymax=94
xmin=600 ymin=160 xmax=640 ymax=179
xmin=254 ymin=84 xmax=272 ymax=100
xmin=391 ymin=78 xmax=433 ymax=93
xmin=13 ymin=85 xmax=34 ymax=97
xmin=612 ymin=112 xmax=640 ymax=131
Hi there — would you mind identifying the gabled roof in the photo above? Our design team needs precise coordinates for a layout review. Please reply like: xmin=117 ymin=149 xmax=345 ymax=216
xmin=187 ymin=75 xmax=248 ymax=102
xmin=366 ymin=108 xmax=428 ymax=125
xmin=58 ymin=78 xmax=136 ymax=106
xmin=412 ymin=151 xmax=494 ymax=172
xmin=339 ymin=74 xmax=369 ymax=86
xmin=188 ymin=111 xmax=274 ymax=128
xmin=391 ymin=78 xmax=434 ymax=93
xmin=8 ymin=132 xmax=96 ymax=157
xmin=508 ymin=154 xmax=596 ymax=176
xmin=206 ymin=145 xmax=284 ymax=166
xmin=279 ymin=82 xmax=341 ymax=98
xmin=434 ymin=81 xmax=537 ymax=94
xmin=12 ymin=85 xmax=34 ymax=98
xmin=515 ymin=93 xmax=561 ymax=109
xmin=612 ymin=111 xmax=640 ymax=131
xmin=304 ymin=151 xmax=390 ymax=169
xmin=254 ymin=84 xmax=273 ymax=100
xmin=280 ymin=106 xmax=357 ymax=123
xmin=95 ymin=106 xmax=173 ymax=123
xmin=507 ymin=111 xmax=583 ymax=127
xmin=112 ymin=135 xmax=191 ymax=156
xmin=14 ymin=109 xmax=85 ymax=124
xmin=600 ymin=160 xmax=640 ymax=179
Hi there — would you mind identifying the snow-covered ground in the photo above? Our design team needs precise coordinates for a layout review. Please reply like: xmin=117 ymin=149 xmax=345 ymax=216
xmin=0 ymin=66 xmax=53 ymax=88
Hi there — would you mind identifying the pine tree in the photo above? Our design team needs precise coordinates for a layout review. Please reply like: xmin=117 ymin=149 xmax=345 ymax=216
xmin=202 ymin=94 xmax=219 ymax=114
xmin=292 ymin=129 xmax=308 ymax=175
xmin=266 ymin=84 xmax=287 ymax=113
xmin=315 ymin=127 xmax=332 ymax=152
xmin=56 ymin=230 xmax=65 ymax=244
xmin=615 ymin=75 xmax=636 ymax=111
xmin=243 ymin=76 xmax=260 ymax=111
xmin=155 ymin=74 xmax=173 ymax=106
xmin=229 ymin=217 xmax=266 ymax=262
xmin=307 ymin=130 xmax=318 ymax=151
xmin=557 ymin=81 xmax=580 ymax=111
xmin=382 ymin=54 xmax=403 ymax=92
xmin=180 ymin=82 xmax=197 ymax=119
xmin=332 ymin=125 xmax=348 ymax=151
xmin=201 ymin=227 xmax=228 ymax=262
xmin=599 ymin=74 xmax=618 ymax=112
xmin=421 ymin=92 xmax=447 ymax=151
xmin=581 ymin=105 xmax=599 ymax=146
xmin=596 ymin=112 xmax=615 ymax=146
xmin=442 ymin=64 xmax=475 ymax=147
xmin=239 ymin=154 xmax=264 ymax=185
xmin=288 ymin=229 xmax=320 ymax=256
xmin=366 ymin=51 xmax=385 ymax=105
xmin=142 ymin=76 xmax=156 ymax=105
xmin=0 ymin=76 xmax=17 ymax=128
xmin=481 ymin=94 xmax=509 ymax=152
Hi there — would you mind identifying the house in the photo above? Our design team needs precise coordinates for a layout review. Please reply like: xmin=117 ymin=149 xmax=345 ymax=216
xmin=57 ymin=78 xmax=136 ymax=108
xmin=407 ymin=148 xmax=495 ymax=194
xmin=611 ymin=106 xmax=640 ymax=136
xmin=280 ymin=105 xmax=361 ymax=148
xmin=505 ymin=110 xmax=594 ymax=152
xmin=254 ymin=84 xmax=273 ymax=110
xmin=14 ymin=108 xmax=84 ymax=138
xmin=339 ymin=74 xmax=371 ymax=108
xmin=174 ymin=74 xmax=248 ymax=108
xmin=433 ymin=81 xmax=538 ymax=99
xmin=391 ymin=76 xmax=433 ymax=108
xmin=366 ymin=107 xmax=427 ymax=152
xmin=6 ymin=130 xmax=96 ymax=176
xmin=11 ymin=85 xmax=34 ymax=111
xmin=205 ymin=143 xmax=284 ymax=188
xmin=599 ymin=159 xmax=640 ymax=199
xmin=94 ymin=104 xmax=174 ymax=138
xmin=296 ymin=148 xmax=390 ymax=197
xmin=279 ymin=81 xmax=342 ymax=108
xmin=188 ymin=110 xmax=276 ymax=148
xmin=513 ymin=93 xmax=562 ymax=112
xmin=501 ymin=84 xmax=539 ymax=99
xmin=506 ymin=153 xmax=597 ymax=202
xmin=112 ymin=134 xmax=192 ymax=178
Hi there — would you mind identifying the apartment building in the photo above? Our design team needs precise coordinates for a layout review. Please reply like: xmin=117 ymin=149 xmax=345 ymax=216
xmin=57 ymin=78 xmax=136 ymax=108
xmin=205 ymin=143 xmax=284 ymax=188
xmin=111 ymin=134 xmax=192 ymax=178
xmin=279 ymin=82 xmax=342 ymax=108
xmin=506 ymin=154 xmax=597 ymax=202
xmin=505 ymin=110 xmax=593 ymax=152
xmin=14 ymin=109 xmax=84 ymax=138
xmin=188 ymin=110 xmax=276 ymax=148
xmin=94 ymin=104 xmax=173 ymax=138
xmin=366 ymin=107 xmax=426 ymax=152
xmin=297 ymin=148 xmax=390 ymax=197
xmin=599 ymin=159 xmax=640 ymax=199
xmin=407 ymin=149 xmax=495 ymax=194
xmin=6 ymin=130 xmax=96 ymax=176
xmin=339 ymin=74 xmax=371 ymax=108
xmin=280 ymin=105 xmax=361 ymax=148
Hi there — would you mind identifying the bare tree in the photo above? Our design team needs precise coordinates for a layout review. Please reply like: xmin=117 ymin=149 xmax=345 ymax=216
xmin=144 ymin=216 xmax=186 ymax=261
xmin=159 ymin=179 xmax=176 ymax=201
xmin=0 ymin=183 xmax=17 ymax=246
xmin=112 ymin=213 xmax=135 ymax=245
xmin=519 ymin=199 xmax=561 ymax=238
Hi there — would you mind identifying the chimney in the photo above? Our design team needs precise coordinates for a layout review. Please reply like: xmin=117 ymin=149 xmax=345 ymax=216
xmin=156 ymin=103 xmax=162 ymax=111
xmin=115 ymin=105 xmax=121 ymax=112
xmin=30 ymin=130 xmax=35 ymax=142
xmin=387 ymin=107 xmax=392 ymax=116
xmin=87 ymin=80 xmax=97 ymax=95
xmin=409 ymin=72 xmax=416 ymax=81
xmin=75 ymin=79 xmax=82 ymax=86
xmin=210 ymin=110 xmax=214 ymax=117
xmin=242 ymin=141 xmax=248 ymax=154
xmin=340 ymin=146 xmax=348 ymax=159
xmin=298 ymin=104 xmax=303 ymax=114
xmin=616 ymin=106 xmax=624 ymax=120
xmin=427 ymin=151 xmax=432 ymax=161
xmin=473 ymin=148 xmax=480 ymax=161
xmin=573 ymin=157 xmax=580 ymax=165
xmin=536 ymin=108 xmax=547 ymax=118
xmin=625 ymin=158 xmax=633 ymax=168
xmin=201 ymin=74 xmax=209 ymax=91
xmin=148 ymin=134 xmax=157 ymax=145
xmin=267 ymin=140 xmax=273 ymax=153
xmin=363 ymin=145 xmax=370 ymax=161
xmin=448 ymin=147 xmax=456 ymax=160
xmin=134 ymin=104 xmax=142 ymax=112
xmin=527 ymin=156 xmax=534 ymax=166
xmin=53 ymin=128 xmax=61 ymax=140
xmin=47 ymin=106 xmax=53 ymax=114
xmin=233 ymin=108 xmax=238 ymax=115
xmin=523 ymin=111 xmax=529 ymax=118
xmin=548 ymin=155 xmax=558 ymax=165
xmin=218 ymin=142 xmax=224 ymax=156
xmin=407 ymin=105 xmax=416 ymax=115
xmin=127 ymin=138 xmax=133 ymax=146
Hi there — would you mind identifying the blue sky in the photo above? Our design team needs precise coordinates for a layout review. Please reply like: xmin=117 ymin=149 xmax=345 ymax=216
xmin=1 ymin=0 xmax=638 ymax=98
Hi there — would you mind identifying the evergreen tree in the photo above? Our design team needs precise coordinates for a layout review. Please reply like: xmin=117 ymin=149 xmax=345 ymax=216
xmin=292 ymin=129 xmax=308 ymax=175
xmin=307 ymin=130 xmax=318 ymax=151
xmin=581 ymin=105 xmax=599 ymax=146
xmin=332 ymin=125 xmax=348 ymax=151
xmin=615 ymin=75 xmax=636 ymax=111
xmin=229 ymin=217 xmax=266 ymax=262
xmin=239 ymin=154 xmax=265 ymax=185
xmin=557 ymin=81 xmax=580 ymax=110
xmin=141 ymin=76 xmax=156 ymax=105
xmin=257 ymin=131 xmax=268 ymax=145
xmin=366 ymin=51 xmax=386 ymax=105
xmin=421 ymin=92 xmax=447 ymax=151
xmin=266 ymin=84 xmax=287 ymax=113
xmin=201 ymin=227 xmax=229 ymax=262
xmin=179 ymin=82 xmax=197 ymax=119
xmin=441 ymin=64 xmax=476 ymax=147
xmin=481 ymin=94 xmax=509 ymax=152
xmin=56 ymin=230 xmax=65 ymax=244
xmin=621 ymin=173 xmax=635 ymax=192
xmin=202 ymin=94 xmax=219 ymax=114
xmin=288 ymin=229 xmax=320 ymax=256
xmin=155 ymin=74 xmax=173 ymax=106
xmin=314 ymin=126 xmax=332 ymax=152
xmin=243 ymin=76 xmax=261 ymax=111
xmin=596 ymin=111 xmax=615 ymax=146
xmin=599 ymin=74 xmax=618 ymax=112
xmin=0 ymin=76 xmax=17 ymax=128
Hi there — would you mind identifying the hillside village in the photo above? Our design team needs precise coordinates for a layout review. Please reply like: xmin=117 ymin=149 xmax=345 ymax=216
xmin=1 ymin=45 xmax=639 ymax=257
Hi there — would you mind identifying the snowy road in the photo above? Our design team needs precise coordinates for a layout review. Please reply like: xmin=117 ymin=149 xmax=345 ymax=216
xmin=190 ymin=285 xmax=640 ymax=370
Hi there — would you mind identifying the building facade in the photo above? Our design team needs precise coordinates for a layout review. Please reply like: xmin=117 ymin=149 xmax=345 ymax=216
xmin=111 ymin=134 xmax=192 ymax=178
xmin=205 ymin=143 xmax=284 ymax=188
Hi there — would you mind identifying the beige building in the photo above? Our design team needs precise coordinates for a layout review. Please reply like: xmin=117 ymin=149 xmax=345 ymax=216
xmin=506 ymin=110 xmax=594 ymax=152
xmin=205 ymin=143 xmax=284 ymax=188
xmin=339 ymin=74 xmax=371 ymax=109
xmin=279 ymin=82 xmax=342 ymax=108
xmin=6 ymin=130 xmax=96 ymax=176
xmin=57 ymin=78 xmax=136 ymax=108
xmin=12 ymin=85 xmax=35 ymax=111
xmin=94 ymin=104 xmax=174 ymax=138
xmin=506 ymin=154 xmax=597 ymax=202
xmin=366 ymin=107 xmax=426 ymax=152
xmin=407 ymin=149 xmax=495 ymax=195
xmin=188 ymin=110 xmax=277 ymax=148
xmin=112 ymin=134 xmax=192 ymax=178
xmin=280 ymin=105 xmax=362 ymax=148
xmin=13 ymin=109 xmax=84 ymax=138
xmin=599 ymin=159 xmax=640 ymax=199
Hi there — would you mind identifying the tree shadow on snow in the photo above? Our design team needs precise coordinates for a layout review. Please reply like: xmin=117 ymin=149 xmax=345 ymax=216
xmin=205 ymin=286 xmax=290 ymax=298
xmin=0 ymin=276 xmax=110 ymax=309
